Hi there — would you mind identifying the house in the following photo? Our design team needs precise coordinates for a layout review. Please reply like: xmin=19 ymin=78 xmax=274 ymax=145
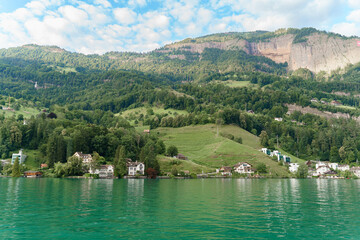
xmin=0 ymin=159 xmax=9 ymax=166
xmin=328 ymin=163 xmax=338 ymax=170
xmin=338 ymin=164 xmax=350 ymax=172
xmin=331 ymin=100 xmax=342 ymax=106
xmin=40 ymin=163 xmax=48 ymax=169
xmin=92 ymin=165 xmax=114 ymax=178
xmin=283 ymin=155 xmax=291 ymax=163
xmin=127 ymin=161 xmax=145 ymax=176
xmin=247 ymin=110 xmax=254 ymax=114
xmin=305 ymin=160 xmax=313 ymax=167
xmin=315 ymin=161 xmax=327 ymax=170
xmin=289 ymin=163 xmax=299 ymax=173
xmin=274 ymin=117 xmax=283 ymax=122
xmin=316 ymin=165 xmax=331 ymax=176
xmin=350 ymin=167 xmax=360 ymax=177
xmin=217 ymin=166 xmax=232 ymax=176
xmin=73 ymin=152 xmax=93 ymax=164
xmin=233 ymin=162 xmax=254 ymax=174
xmin=261 ymin=148 xmax=272 ymax=155
xmin=24 ymin=171 xmax=42 ymax=178
xmin=143 ymin=129 xmax=150 ymax=134
xmin=311 ymin=98 xmax=319 ymax=103
xmin=11 ymin=149 xmax=27 ymax=164
xmin=176 ymin=153 xmax=188 ymax=160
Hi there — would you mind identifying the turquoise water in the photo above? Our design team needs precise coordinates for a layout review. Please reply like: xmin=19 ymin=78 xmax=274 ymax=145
xmin=0 ymin=178 xmax=360 ymax=239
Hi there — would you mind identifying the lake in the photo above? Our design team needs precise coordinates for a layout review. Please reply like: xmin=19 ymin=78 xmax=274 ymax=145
xmin=0 ymin=178 xmax=359 ymax=239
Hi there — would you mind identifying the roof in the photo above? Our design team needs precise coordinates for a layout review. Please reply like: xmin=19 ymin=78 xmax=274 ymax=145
xmin=74 ymin=152 xmax=92 ymax=158
xmin=234 ymin=162 xmax=252 ymax=168
xmin=126 ymin=161 xmax=144 ymax=167
xmin=24 ymin=171 xmax=42 ymax=173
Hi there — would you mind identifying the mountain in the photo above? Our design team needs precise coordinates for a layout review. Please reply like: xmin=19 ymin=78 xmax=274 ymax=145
xmin=1 ymin=28 xmax=359 ymax=79
xmin=160 ymin=28 xmax=360 ymax=73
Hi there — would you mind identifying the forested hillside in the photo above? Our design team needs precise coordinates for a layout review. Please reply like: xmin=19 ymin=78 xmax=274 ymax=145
xmin=1 ymin=28 xmax=360 ymax=176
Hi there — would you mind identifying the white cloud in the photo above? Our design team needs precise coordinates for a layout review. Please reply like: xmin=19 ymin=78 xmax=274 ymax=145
xmin=113 ymin=8 xmax=137 ymax=25
xmin=331 ymin=22 xmax=359 ymax=37
xmin=94 ymin=0 xmax=112 ymax=8
xmin=346 ymin=9 xmax=360 ymax=23
xmin=348 ymin=0 xmax=360 ymax=8
xmin=59 ymin=5 xmax=88 ymax=25
xmin=128 ymin=0 xmax=147 ymax=7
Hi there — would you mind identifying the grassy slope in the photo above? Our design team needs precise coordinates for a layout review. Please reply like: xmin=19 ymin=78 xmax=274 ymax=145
xmin=0 ymin=106 xmax=40 ymax=118
xmin=156 ymin=124 xmax=291 ymax=177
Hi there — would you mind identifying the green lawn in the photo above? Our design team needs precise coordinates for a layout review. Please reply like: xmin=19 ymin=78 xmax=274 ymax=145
xmin=22 ymin=150 xmax=45 ymax=170
xmin=156 ymin=124 xmax=291 ymax=177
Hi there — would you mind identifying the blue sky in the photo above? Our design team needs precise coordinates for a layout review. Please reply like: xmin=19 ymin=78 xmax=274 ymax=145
xmin=0 ymin=0 xmax=359 ymax=54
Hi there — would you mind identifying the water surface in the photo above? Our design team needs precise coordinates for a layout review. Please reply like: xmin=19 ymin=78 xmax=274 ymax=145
xmin=0 ymin=178 xmax=359 ymax=239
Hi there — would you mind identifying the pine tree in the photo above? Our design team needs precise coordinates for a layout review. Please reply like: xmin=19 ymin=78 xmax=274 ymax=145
xmin=12 ymin=157 xmax=21 ymax=177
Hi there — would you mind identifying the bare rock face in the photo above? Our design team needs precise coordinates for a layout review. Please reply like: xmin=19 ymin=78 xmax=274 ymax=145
xmin=161 ymin=33 xmax=360 ymax=73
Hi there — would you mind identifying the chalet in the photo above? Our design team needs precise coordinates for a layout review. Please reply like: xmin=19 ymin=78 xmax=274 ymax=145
xmin=289 ymin=163 xmax=299 ymax=173
xmin=274 ymin=117 xmax=283 ymax=122
xmin=247 ymin=110 xmax=254 ymax=114
xmin=233 ymin=162 xmax=254 ymax=174
xmin=305 ymin=160 xmax=313 ymax=167
xmin=176 ymin=153 xmax=188 ymax=160
xmin=73 ymin=152 xmax=93 ymax=164
xmin=23 ymin=171 xmax=42 ymax=178
xmin=331 ymin=100 xmax=342 ymax=106
xmin=315 ymin=161 xmax=328 ymax=170
xmin=11 ymin=150 xmax=26 ymax=164
xmin=127 ymin=161 xmax=145 ymax=176
xmin=217 ymin=166 xmax=232 ymax=176
xmin=92 ymin=165 xmax=114 ymax=178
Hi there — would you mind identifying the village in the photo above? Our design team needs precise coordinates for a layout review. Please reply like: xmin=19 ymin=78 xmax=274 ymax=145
xmin=2 ymin=148 xmax=360 ymax=179
xmin=260 ymin=148 xmax=360 ymax=178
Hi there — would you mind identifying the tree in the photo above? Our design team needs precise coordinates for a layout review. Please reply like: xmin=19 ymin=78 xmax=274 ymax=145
xmin=259 ymin=130 xmax=270 ymax=147
xmin=296 ymin=164 xmax=308 ymax=178
xmin=11 ymin=157 xmax=21 ymax=177
xmin=114 ymin=145 xmax=127 ymax=177
xmin=66 ymin=156 xmax=83 ymax=176
xmin=155 ymin=140 xmax=166 ymax=154
xmin=329 ymin=146 xmax=340 ymax=162
xmin=167 ymin=145 xmax=178 ymax=157
xmin=256 ymin=162 xmax=267 ymax=173
xmin=140 ymin=140 xmax=160 ymax=172
xmin=54 ymin=162 xmax=66 ymax=177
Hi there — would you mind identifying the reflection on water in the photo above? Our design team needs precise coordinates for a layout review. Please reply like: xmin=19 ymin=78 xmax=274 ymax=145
xmin=0 ymin=178 xmax=360 ymax=239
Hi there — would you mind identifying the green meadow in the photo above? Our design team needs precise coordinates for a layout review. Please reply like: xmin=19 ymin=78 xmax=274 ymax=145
xmin=156 ymin=124 xmax=292 ymax=177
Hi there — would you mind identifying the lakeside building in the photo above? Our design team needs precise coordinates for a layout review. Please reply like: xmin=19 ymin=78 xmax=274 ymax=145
xmin=11 ymin=149 xmax=26 ymax=164
xmin=127 ymin=161 xmax=145 ymax=176
xmin=350 ymin=167 xmax=360 ymax=178
xmin=24 ymin=171 xmax=42 ymax=178
xmin=73 ymin=152 xmax=93 ymax=164
xmin=233 ymin=162 xmax=254 ymax=174
xmin=216 ymin=166 xmax=232 ymax=176
xmin=289 ymin=163 xmax=299 ymax=173
xmin=91 ymin=165 xmax=114 ymax=178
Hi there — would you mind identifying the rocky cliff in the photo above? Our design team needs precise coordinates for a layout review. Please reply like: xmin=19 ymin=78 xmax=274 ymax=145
xmin=161 ymin=31 xmax=360 ymax=73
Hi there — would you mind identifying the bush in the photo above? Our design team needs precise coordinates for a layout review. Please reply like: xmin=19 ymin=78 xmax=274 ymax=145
xmin=190 ymin=173 xmax=197 ymax=179
xmin=167 ymin=145 xmax=178 ymax=157
xmin=256 ymin=163 xmax=267 ymax=173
